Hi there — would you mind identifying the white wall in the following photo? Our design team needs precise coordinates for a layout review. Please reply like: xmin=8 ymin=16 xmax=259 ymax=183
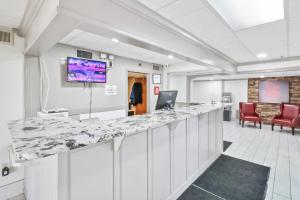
xmin=168 ymin=75 xmax=187 ymax=102
xmin=0 ymin=34 xmax=25 ymax=197
xmin=191 ymin=79 xmax=248 ymax=119
xmin=224 ymin=80 xmax=248 ymax=119
xmin=34 ymin=44 xmax=162 ymax=116
xmin=192 ymin=81 xmax=222 ymax=103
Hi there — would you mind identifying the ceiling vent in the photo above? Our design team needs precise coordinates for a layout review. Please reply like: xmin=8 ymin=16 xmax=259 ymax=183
xmin=77 ymin=49 xmax=92 ymax=59
xmin=153 ymin=64 xmax=161 ymax=71
xmin=0 ymin=29 xmax=14 ymax=45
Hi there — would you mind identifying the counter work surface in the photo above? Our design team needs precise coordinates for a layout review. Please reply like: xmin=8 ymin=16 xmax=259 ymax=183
xmin=7 ymin=103 xmax=229 ymax=164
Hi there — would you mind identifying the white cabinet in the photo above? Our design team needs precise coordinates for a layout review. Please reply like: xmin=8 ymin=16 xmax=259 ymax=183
xmin=172 ymin=120 xmax=187 ymax=192
xmin=70 ymin=142 xmax=114 ymax=200
xmin=198 ymin=113 xmax=209 ymax=169
xmin=208 ymin=109 xmax=223 ymax=159
xmin=208 ymin=111 xmax=217 ymax=158
xmin=24 ymin=156 xmax=58 ymax=200
xmin=216 ymin=109 xmax=223 ymax=153
xmin=152 ymin=125 xmax=171 ymax=200
xmin=120 ymin=131 xmax=148 ymax=200
xmin=187 ymin=116 xmax=199 ymax=178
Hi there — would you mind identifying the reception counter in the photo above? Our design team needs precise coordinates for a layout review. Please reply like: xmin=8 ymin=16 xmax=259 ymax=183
xmin=8 ymin=103 xmax=226 ymax=200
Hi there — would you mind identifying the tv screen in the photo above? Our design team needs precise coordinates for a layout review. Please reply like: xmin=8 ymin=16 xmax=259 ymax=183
xmin=259 ymin=80 xmax=289 ymax=103
xmin=67 ymin=57 xmax=107 ymax=83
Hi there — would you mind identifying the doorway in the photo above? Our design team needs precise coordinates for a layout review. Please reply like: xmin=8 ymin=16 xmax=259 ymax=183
xmin=128 ymin=72 xmax=148 ymax=116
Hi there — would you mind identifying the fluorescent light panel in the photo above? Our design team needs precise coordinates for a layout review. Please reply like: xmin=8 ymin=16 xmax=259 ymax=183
xmin=208 ymin=0 xmax=284 ymax=31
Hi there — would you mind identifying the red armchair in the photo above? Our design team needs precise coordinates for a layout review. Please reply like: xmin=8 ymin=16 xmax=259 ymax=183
xmin=272 ymin=103 xmax=300 ymax=135
xmin=239 ymin=102 xmax=262 ymax=129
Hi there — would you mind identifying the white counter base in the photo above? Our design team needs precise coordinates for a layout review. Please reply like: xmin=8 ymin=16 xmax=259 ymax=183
xmin=24 ymin=109 xmax=223 ymax=200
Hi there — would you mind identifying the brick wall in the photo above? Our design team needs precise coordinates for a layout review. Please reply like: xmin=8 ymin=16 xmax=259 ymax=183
xmin=248 ymin=77 xmax=300 ymax=124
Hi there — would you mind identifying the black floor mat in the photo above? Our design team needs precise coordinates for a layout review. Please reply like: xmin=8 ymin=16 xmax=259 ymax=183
xmin=192 ymin=155 xmax=270 ymax=200
xmin=223 ymin=141 xmax=232 ymax=152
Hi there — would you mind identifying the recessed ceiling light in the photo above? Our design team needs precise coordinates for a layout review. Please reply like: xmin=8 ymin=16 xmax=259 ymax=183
xmin=112 ymin=38 xmax=119 ymax=43
xmin=257 ymin=53 xmax=268 ymax=58
xmin=208 ymin=0 xmax=284 ymax=31
xmin=260 ymin=75 xmax=265 ymax=78
xmin=168 ymin=54 xmax=174 ymax=59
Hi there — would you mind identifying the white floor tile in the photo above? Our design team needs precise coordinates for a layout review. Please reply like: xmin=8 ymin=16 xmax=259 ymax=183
xmin=272 ymin=193 xmax=290 ymax=200
xmin=291 ymin=185 xmax=300 ymax=200
xmin=290 ymin=164 xmax=300 ymax=187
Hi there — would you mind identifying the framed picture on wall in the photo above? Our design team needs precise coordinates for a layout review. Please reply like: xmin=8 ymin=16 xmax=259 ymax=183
xmin=258 ymin=80 xmax=289 ymax=103
xmin=152 ymin=74 xmax=161 ymax=84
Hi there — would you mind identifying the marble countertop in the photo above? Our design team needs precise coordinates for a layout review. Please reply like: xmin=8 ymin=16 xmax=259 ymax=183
xmin=8 ymin=103 xmax=229 ymax=163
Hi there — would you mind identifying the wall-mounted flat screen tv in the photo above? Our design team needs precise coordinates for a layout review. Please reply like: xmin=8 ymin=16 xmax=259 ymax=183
xmin=67 ymin=57 xmax=107 ymax=83
xmin=259 ymin=80 xmax=289 ymax=103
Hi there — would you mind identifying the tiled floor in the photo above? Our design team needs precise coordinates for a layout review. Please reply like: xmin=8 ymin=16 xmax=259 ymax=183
xmin=223 ymin=120 xmax=300 ymax=200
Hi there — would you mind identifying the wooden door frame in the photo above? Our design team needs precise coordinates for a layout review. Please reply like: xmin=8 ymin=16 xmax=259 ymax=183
xmin=126 ymin=70 xmax=150 ymax=115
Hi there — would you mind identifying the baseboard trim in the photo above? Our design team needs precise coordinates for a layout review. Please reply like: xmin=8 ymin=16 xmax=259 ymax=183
xmin=0 ymin=180 xmax=23 ymax=200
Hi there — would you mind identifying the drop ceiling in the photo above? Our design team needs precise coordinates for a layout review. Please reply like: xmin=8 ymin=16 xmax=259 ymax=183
xmin=0 ymin=0 xmax=28 ymax=28
xmin=207 ymin=0 xmax=284 ymax=31
xmin=137 ymin=0 xmax=300 ymax=64
xmin=60 ymin=29 xmax=184 ymax=65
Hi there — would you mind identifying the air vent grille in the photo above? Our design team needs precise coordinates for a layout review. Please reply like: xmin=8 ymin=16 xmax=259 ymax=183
xmin=77 ymin=50 xmax=92 ymax=59
xmin=153 ymin=65 xmax=160 ymax=71
xmin=0 ymin=29 xmax=13 ymax=44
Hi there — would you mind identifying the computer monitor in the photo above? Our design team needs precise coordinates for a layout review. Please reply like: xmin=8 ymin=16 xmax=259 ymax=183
xmin=155 ymin=90 xmax=178 ymax=110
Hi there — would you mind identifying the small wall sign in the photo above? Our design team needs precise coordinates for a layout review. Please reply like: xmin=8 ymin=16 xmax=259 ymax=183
xmin=105 ymin=85 xmax=117 ymax=95
xmin=152 ymin=74 xmax=161 ymax=84
xmin=154 ymin=86 xmax=160 ymax=95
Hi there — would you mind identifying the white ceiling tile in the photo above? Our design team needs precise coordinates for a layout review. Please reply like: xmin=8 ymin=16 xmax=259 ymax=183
xmin=137 ymin=0 xmax=176 ymax=11
xmin=168 ymin=7 xmax=254 ymax=62
xmin=216 ymin=42 xmax=257 ymax=63
xmin=236 ymin=20 xmax=286 ymax=45
xmin=174 ymin=8 xmax=230 ymax=43
xmin=0 ymin=0 xmax=28 ymax=28
xmin=174 ymin=7 xmax=215 ymax=30
xmin=158 ymin=0 xmax=205 ymax=21
xmin=236 ymin=20 xmax=287 ymax=59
